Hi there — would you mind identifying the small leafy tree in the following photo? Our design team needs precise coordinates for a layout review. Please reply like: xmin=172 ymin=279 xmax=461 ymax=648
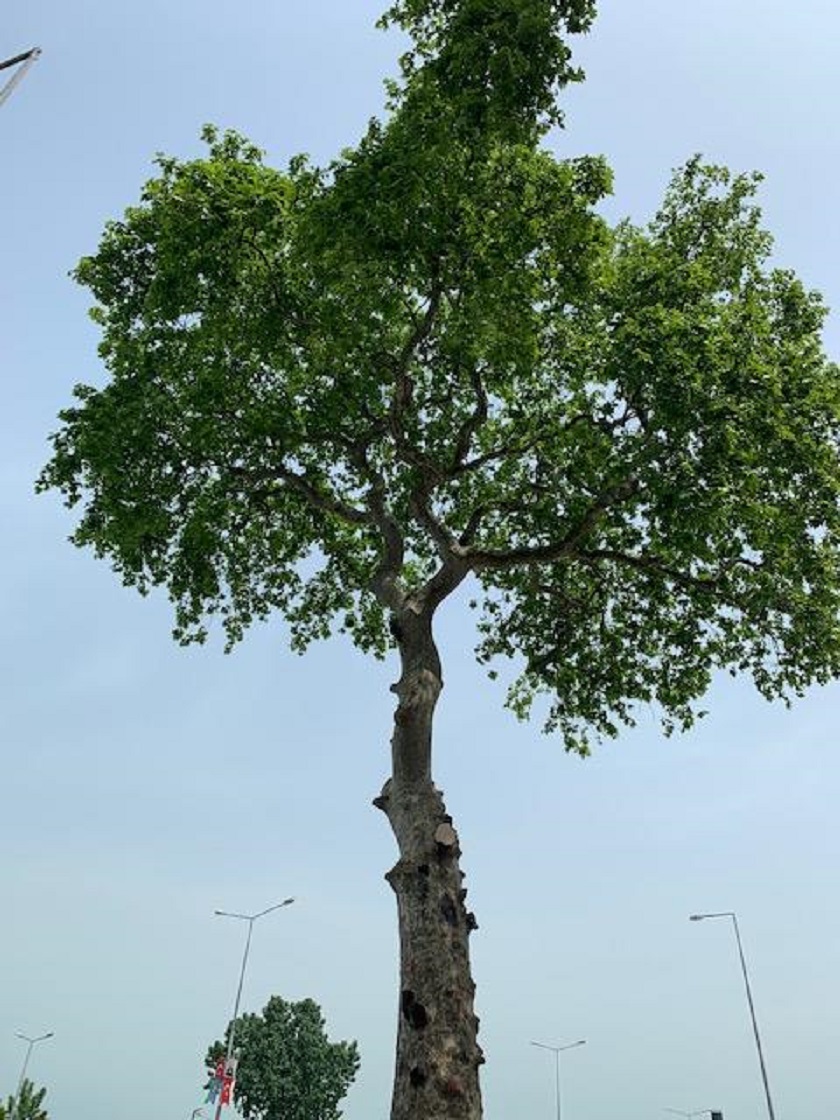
xmin=205 ymin=996 xmax=359 ymax=1120
xmin=0 ymin=1080 xmax=49 ymax=1120
xmin=40 ymin=1 xmax=840 ymax=1118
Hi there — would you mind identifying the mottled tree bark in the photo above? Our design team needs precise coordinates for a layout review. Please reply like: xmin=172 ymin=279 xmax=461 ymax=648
xmin=374 ymin=606 xmax=484 ymax=1120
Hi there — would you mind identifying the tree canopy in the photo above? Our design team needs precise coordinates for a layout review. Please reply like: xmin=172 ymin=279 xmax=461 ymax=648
xmin=206 ymin=996 xmax=359 ymax=1120
xmin=40 ymin=119 xmax=840 ymax=749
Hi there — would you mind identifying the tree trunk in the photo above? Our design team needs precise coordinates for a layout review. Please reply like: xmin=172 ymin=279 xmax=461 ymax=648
xmin=374 ymin=608 xmax=484 ymax=1120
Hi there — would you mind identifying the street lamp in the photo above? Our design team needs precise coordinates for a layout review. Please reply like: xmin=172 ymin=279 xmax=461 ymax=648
xmin=0 ymin=48 xmax=41 ymax=109
xmin=530 ymin=1038 xmax=586 ymax=1120
xmin=690 ymin=912 xmax=776 ymax=1120
xmin=10 ymin=1031 xmax=53 ymax=1120
xmin=664 ymin=1110 xmax=714 ymax=1118
xmin=213 ymin=898 xmax=295 ymax=1119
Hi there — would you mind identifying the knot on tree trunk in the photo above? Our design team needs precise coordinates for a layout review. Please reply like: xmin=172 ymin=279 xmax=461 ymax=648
xmin=373 ymin=778 xmax=393 ymax=813
xmin=434 ymin=821 xmax=459 ymax=855
xmin=392 ymin=667 xmax=442 ymax=724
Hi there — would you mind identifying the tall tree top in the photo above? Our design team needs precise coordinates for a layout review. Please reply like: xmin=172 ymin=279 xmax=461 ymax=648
xmin=380 ymin=0 xmax=598 ymax=137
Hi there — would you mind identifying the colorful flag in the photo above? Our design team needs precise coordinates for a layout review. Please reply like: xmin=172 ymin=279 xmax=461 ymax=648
xmin=205 ymin=1058 xmax=226 ymax=1104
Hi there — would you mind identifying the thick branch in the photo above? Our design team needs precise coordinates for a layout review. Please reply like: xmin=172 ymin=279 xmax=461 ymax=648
xmin=422 ymin=557 xmax=471 ymax=613
xmin=455 ymin=439 xmax=536 ymax=476
xmin=276 ymin=466 xmax=371 ymax=525
xmin=230 ymin=464 xmax=371 ymax=526
xmin=578 ymin=547 xmax=761 ymax=593
xmin=467 ymin=475 xmax=641 ymax=571
xmin=407 ymin=473 xmax=471 ymax=611
xmin=410 ymin=489 xmax=458 ymax=560
xmin=407 ymin=474 xmax=471 ymax=612
xmin=458 ymin=496 xmax=543 ymax=546
xmin=344 ymin=441 xmax=406 ymax=612
xmin=450 ymin=365 xmax=489 ymax=469
xmin=388 ymin=279 xmax=445 ymax=477
xmin=452 ymin=408 xmax=635 ymax=481
xmin=370 ymin=494 xmax=406 ymax=611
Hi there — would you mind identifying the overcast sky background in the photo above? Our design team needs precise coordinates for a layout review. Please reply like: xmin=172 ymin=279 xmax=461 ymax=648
xmin=2 ymin=2 xmax=839 ymax=1118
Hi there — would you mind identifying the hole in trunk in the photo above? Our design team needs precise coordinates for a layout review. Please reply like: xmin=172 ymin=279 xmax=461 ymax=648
xmin=409 ymin=1066 xmax=428 ymax=1088
xmin=440 ymin=893 xmax=459 ymax=927
xmin=401 ymin=989 xmax=429 ymax=1030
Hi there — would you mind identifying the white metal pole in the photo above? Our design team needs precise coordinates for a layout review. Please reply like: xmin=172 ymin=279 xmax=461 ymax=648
xmin=730 ymin=914 xmax=776 ymax=1120
xmin=11 ymin=1038 xmax=35 ymax=1120
xmin=0 ymin=49 xmax=41 ymax=109
xmin=10 ymin=1032 xmax=53 ymax=1120
xmin=554 ymin=1048 xmax=561 ymax=1120
xmin=531 ymin=1039 xmax=586 ymax=1120
xmin=215 ymin=920 xmax=253 ymax=1120
xmin=690 ymin=912 xmax=776 ymax=1120
xmin=212 ymin=900 xmax=294 ymax=1120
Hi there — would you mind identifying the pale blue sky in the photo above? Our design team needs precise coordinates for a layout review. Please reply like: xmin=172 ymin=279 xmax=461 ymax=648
xmin=2 ymin=3 xmax=839 ymax=1119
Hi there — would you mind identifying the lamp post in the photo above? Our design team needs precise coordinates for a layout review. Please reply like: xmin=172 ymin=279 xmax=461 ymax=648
xmin=0 ymin=48 xmax=41 ymax=109
xmin=10 ymin=1031 xmax=53 ymax=1120
xmin=690 ymin=911 xmax=776 ymax=1120
xmin=530 ymin=1038 xmax=586 ymax=1120
xmin=213 ymin=898 xmax=295 ymax=1119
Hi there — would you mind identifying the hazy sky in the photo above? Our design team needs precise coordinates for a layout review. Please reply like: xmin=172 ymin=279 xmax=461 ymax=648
xmin=2 ymin=3 xmax=839 ymax=1119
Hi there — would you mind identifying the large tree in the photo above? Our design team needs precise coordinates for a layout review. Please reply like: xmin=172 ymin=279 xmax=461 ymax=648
xmin=40 ymin=2 xmax=840 ymax=1118
xmin=205 ymin=996 xmax=359 ymax=1120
